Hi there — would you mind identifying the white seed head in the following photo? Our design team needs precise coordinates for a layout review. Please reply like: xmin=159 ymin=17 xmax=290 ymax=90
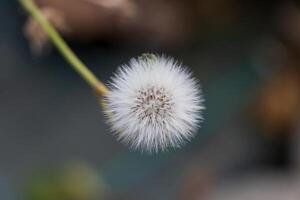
xmin=104 ymin=54 xmax=204 ymax=153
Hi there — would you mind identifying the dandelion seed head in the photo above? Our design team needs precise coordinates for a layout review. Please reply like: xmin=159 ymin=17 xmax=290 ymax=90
xmin=105 ymin=54 xmax=204 ymax=153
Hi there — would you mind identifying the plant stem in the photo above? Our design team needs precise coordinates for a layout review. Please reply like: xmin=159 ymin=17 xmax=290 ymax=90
xmin=19 ymin=0 xmax=109 ymax=96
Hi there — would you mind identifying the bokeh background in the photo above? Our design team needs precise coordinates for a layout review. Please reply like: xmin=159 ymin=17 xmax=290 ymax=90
xmin=1 ymin=0 xmax=300 ymax=199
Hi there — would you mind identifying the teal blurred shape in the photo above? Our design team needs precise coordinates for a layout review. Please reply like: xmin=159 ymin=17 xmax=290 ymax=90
xmin=0 ymin=177 xmax=17 ymax=200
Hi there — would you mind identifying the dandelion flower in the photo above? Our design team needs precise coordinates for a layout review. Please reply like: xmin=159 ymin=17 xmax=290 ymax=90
xmin=105 ymin=54 xmax=204 ymax=153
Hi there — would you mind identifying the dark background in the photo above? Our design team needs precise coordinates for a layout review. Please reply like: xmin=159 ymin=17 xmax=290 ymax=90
xmin=1 ymin=1 xmax=299 ymax=199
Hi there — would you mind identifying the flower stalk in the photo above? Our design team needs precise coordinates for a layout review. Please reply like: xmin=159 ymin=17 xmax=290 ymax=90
xmin=19 ymin=0 xmax=109 ymax=96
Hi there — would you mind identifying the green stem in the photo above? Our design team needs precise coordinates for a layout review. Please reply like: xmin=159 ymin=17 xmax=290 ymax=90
xmin=19 ymin=0 xmax=108 ymax=96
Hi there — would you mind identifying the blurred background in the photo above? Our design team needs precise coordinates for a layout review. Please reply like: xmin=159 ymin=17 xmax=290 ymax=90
xmin=1 ymin=0 xmax=300 ymax=199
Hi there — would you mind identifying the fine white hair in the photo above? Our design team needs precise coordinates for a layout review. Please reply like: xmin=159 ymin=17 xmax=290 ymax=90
xmin=105 ymin=54 xmax=204 ymax=153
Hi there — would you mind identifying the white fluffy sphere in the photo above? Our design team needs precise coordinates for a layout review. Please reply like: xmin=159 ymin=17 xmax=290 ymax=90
xmin=105 ymin=54 xmax=204 ymax=153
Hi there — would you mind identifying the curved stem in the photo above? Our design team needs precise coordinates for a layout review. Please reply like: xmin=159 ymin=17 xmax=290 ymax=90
xmin=19 ymin=0 xmax=109 ymax=96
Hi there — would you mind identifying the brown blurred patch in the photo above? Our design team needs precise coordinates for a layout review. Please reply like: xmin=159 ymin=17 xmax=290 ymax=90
xmin=256 ymin=51 xmax=300 ymax=138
